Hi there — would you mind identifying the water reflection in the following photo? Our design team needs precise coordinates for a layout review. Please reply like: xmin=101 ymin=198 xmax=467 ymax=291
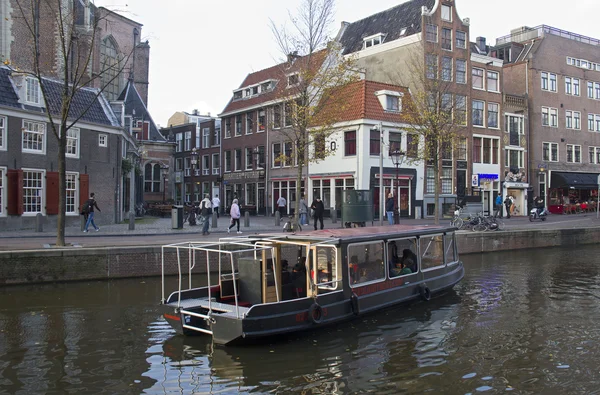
xmin=2 ymin=245 xmax=600 ymax=394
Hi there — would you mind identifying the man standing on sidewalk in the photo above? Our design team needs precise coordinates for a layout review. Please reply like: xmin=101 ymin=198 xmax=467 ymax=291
xmin=83 ymin=193 xmax=101 ymax=232
xmin=494 ymin=194 xmax=503 ymax=218
xmin=200 ymin=194 xmax=212 ymax=236
xmin=311 ymin=196 xmax=325 ymax=230
xmin=212 ymin=194 xmax=221 ymax=218
xmin=277 ymin=195 xmax=287 ymax=217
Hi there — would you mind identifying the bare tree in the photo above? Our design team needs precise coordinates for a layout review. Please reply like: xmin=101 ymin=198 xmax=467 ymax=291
xmin=270 ymin=0 xmax=358 ymax=225
xmin=6 ymin=0 xmax=134 ymax=245
xmin=388 ymin=40 xmax=468 ymax=225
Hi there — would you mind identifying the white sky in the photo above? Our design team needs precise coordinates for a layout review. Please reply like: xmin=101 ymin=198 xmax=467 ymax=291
xmin=95 ymin=0 xmax=600 ymax=127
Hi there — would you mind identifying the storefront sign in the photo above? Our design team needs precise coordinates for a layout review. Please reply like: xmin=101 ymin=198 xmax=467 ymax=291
xmin=471 ymin=174 xmax=479 ymax=187
xmin=478 ymin=173 xmax=498 ymax=180
xmin=223 ymin=170 xmax=265 ymax=181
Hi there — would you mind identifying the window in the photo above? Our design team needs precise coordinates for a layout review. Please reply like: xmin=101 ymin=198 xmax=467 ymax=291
xmin=245 ymin=147 xmax=253 ymax=170
xmin=441 ymin=57 xmax=452 ymax=81
xmin=426 ymin=24 xmax=437 ymax=42
xmin=550 ymin=73 xmax=557 ymax=92
xmin=255 ymin=146 xmax=265 ymax=168
xmin=473 ymin=136 xmax=499 ymax=164
xmin=314 ymin=133 xmax=325 ymax=160
xmin=144 ymin=163 xmax=161 ymax=193
xmin=441 ymin=4 xmax=452 ymax=21
xmin=488 ymin=103 xmax=499 ymax=128
xmin=542 ymin=107 xmax=549 ymax=126
xmin=441 ymin=93 xmax=452 ymax=116
xmin=505 ymin=149 xmax=524 ymax=168
xmin=550 ymin=108 xmax=558 ymax=127
xmin=420 ymin=235 xmax=445 ymax=271
xmin=234 ymin=149 xmax=242 ymax=171
xmin=589 ymin=147 xmax=600 ymax=164
xmin=595 ymin=82 xmax=600 ymax=99
xmin=589 ymin=113 xmax=595 ymax=131
xmin=184 ymin=157 xmax=191 ymax=176
xmin=456 ymin=137 xmax=467 ymax=160
xmin=272 ymin=143 xmax=281 ymax=167
xmin=505 ymin=114 xmax=524 ymax=136
xmin=212 ymin=154 xmax=220 ymax=174
xmin=283 ymin=141 xmax=293 ymax=167
xmin=389 ymin=131 xmax=401 ymax=153
xmin=472 ymin=100 xmax=484 ymax=127
xmin=235 ymin=115 xmax=242 ymax=136
xmin=455 ymin=95 xmax=466 ymax=125
xmin=574 ymin=111 xmax=581 ymax=130
xmin=541 ymin=72 xmax=549 ymax=90
xmin=426 ymin=166 xmax=435 ymax=194
xmin=175 ymin=133 xmax=182 ymax=152
xmin=0 ymin=167 xmax=4 ymax=216
xmin=100 ymin=37 xmax=121 ymax=101
xmin=441 ymin=28 xmax=452 ymax=50
xmin=246 ymin=112 xmax=254 ymax=134
xmin=258 ymin=110 xmax=266 ymax=132
xmin=0 ymin=117 xmax=5 ymax=151
xmin=224 ymin=151 xmax=232 ymax=172
xmin=407 ymin=133 xmax=418 ymax=158
xmin=456 ymin=31 xmax=466 ymax=49
xmin=472 ymin=68 xmax=484 ymax=89
xmin=23 ymin=169 xmax=44 ymax=214
xmin=225 ymin=119 xmax=231 ymax=138
xmin=386 ymin=95 xmax=400 ymax=111
xmin=566 ymin=144 xmax=581 ymax=163
xmin=184 ymin=131 xmax=191 ymax=151
xmin=285 ymin=102 xmax=293 ymax=127
xmin=487 ymin=71 xmax=499 ymax=92
xmin=214 ymin=126 xmax=221 ymax=146
xmin=25 ymin=77 xmax=41 ymax=105
xmin=287 ymin=73 xmax=299 ymax=86
xmin=441 ymin=166 xmax=452 ymax=194
xmin=370 ymin=129 xmax=380 ymax=155
xmin=574 ymin=78 xmax=580 ymax=96
xmin=175 ymin=158 xmax=183 ymax=172
xmin=456 ymin=59 xmax=466 ymax=83
xmin=22 ymin=120 xmax=46 ymax=153
xmin=203 ymin=127 xmax=210 ymax=147
xmin=202 ymin=155 xmax=210 ymax=175
xmin=62 ymin=172 xmax=77 ymax=214
xmin=566 ymin=110 xmax=573 ymax=129
xmin=588 ymin=81 xmax=594 ymax=98
xmin=596 ymin=115 xmax=600 ymax=131
xmin=195 ymin=130 xmax=200 ymax=148
xmin=426 ymin=54 xmax=437 ymax=79
xmin=344 ymin=130 xmax=356 ymax=156
xmin=565 ymin=77 xmax=572 ymax=95
xmin=363 ymin=33 xmax=384 ymax=48
xmin=542 ymin=107 xmax=558 ymax=127
xmin=66 ymin=128 xmax=79 ymax=157
xmin=348 ymin=241 xmax=385 ymax=286
xmin=273 ymin=105 xmax=281 ymax=129
xmin=543 ymin=142 xmax=559 ymax=162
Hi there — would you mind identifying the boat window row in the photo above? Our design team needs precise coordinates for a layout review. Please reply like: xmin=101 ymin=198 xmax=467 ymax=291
xmin=348 ymin=233 xmax=458 ymax=288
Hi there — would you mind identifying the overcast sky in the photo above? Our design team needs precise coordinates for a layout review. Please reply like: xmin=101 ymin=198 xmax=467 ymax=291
xmin=95 ymin=0 xmax=600 ymax=127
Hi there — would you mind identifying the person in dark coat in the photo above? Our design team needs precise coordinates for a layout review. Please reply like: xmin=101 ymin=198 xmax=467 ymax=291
xmin=504 ymin=196 xmax=512 ymax=219
xmin=385 ymin=193 xmax=395 ymax=225
xmin=311 ymin=196 xmax=325 ymax=230
xmin=400 ymin=248 xmax=418 ymax=273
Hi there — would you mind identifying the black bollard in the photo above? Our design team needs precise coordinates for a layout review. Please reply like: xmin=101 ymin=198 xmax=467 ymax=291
xmin=275 ymin=211 xmax=281 ymax=226
xmin=36 ymin=213 xmax=43 ymax=232
xmin=330 ymin=207 xmax=337 ymax=224
xmin=212 ymin=212 xmax=217 ymax=228
xmin=244 ymin=211 xmax=250 ymax=227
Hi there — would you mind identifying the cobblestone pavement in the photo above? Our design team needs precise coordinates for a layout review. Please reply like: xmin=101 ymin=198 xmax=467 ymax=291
xmin=1 ymin=212 xmax=599 ymax=251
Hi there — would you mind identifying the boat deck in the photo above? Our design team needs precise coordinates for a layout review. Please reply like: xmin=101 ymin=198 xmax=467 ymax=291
xmin=165 ymin=297 xmax=250 ymax=317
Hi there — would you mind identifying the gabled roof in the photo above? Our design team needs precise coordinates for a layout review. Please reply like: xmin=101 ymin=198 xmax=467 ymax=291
xmin=338 ymin=0 xmax=435 ymax=55
xmin=220 ymin=51 xmax=326 ymax=116
xmin=0 ymin=66 xmax=120 ymax=127
xmin=315 ymin=80 xmax=411 ymax=124
xmin=117 ymin=79 xmax=165 ymax=141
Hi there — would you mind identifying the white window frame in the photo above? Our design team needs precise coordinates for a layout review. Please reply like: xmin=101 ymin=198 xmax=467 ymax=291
xmin=487 ymin=71 xmax=499 ymax=92
xmin=202 ymin=127 xmax=210 ymax=147
xmin=202 ymin=155 xmax=210 ymax=175
xmin=441 ymin=27 xmax=452 ymax=51
xmin=99 ymin=134 xmax=108 ymax=148
xmin=224 ymin=151 xmax=231 ymax=173
xmin=65 ymin=172 xmax=79 ymax=215
xmin=566 ymin=110 xmax=573 ymax=129
xmin=0 ymin=166 xmax=6 ymax=217
xmin=212 ymin=153 xmax=220 ymax=175
xmin=588 ymin=81 xmax=594 ymax=98
xmin=66 ymin=128 xmax=80 ymax=158
xmin=473 ymin=135 xmax=500 ymax=165
xmin=456 ymin=31 xmax=466 ymax=49
xmin=588 ymin=113 xmax=595 ymax=131
xmin=550 ymin=107 xmax=558 ymax=127
xmin=25 ymin=77 xmax=41 ymax=105
xmin=22 ymin=168 xmax=45 ymax=215
xmin=245 ymin=147 xmax=253 ymax=170
xmin=175 ymin=133 xmax=183 ymax=152
xmin=549 ymin=73 xmax=557 ymax=92
xmin=234 ymin=148 xmax=242 ymax=171
xmin=574 ymin=111 xmax=581 ymax=130
xmin=542 ymin=142 xmax=559 ymax=162
xmin=472 ymin=100 xmax=485 ymax=127
xmin=595 ymin=115 xmax=600 ymax=132
xmin=472 ymin=68 xmax=484 ymax=90
xmin=441 ymin=4 xmax=452 ymax=21
xmin=566 ymin=144 xmax=582 ymax=163
xmin=184 ymin=131 xmax=191 ymax=151
xmin=504 ymin=148 xmax=524 ymax=168
xmin=425 ymin=24 xmax=438 ymax=43
xmin=21 ymin=120 xmax=46 ymax=154
xmin=0 ymin=115 xmax=6 ymax=151
xmin=541 ymin=72 xmax=549 ymax=91
xmin=573 ymin=78 xmax=580 ymax=96
xmin=589 ymin=147 xmax=600 ymax=164
xmin=487 ymin=103 xmax=499 ymax=129
xmin=441 ymin=56 xmax=452 ymax=82
xmin=456 ymin=59 xmax=466 ymax=84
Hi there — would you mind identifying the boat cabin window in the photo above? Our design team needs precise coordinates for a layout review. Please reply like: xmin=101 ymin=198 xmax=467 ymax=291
xmin=348 ymin=241 xmax=385 ymax=286
xmin=313 ymin=245 xmax=339 ymax=291
xmin=444 ymin=232 xmax=458 ymax=265
xmin=387 ymin=238 xmax=418 ymax=277
xmin=420 ymin=234 xmax=445 ymax=271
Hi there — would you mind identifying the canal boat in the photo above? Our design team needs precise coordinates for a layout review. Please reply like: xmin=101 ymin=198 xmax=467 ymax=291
xmin=160 ymin=225 xmax=464 ymax=345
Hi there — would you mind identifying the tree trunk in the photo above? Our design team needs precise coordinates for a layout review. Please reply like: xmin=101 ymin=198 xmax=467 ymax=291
xmin=56 ymin=123 xmax=67 ymax=246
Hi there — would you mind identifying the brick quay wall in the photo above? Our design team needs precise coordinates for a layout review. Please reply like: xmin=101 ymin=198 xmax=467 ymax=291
xmin=1 ymin=227 xmax=599 ymax=286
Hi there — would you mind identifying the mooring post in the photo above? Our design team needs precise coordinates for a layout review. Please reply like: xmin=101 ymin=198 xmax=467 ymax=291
xmin=35 ymin=213 xmax=43 ymax=232
xmin=212 ymin=212 xmax=217 ymax=228
xmin=275 ymin=211 xmax=281 ymax=226
xmin=244 ymin=211 xmax=250 ymax=227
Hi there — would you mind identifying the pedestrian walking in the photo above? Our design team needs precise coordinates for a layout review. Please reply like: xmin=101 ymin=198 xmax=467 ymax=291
xmin=83 ymin=193 xmax=101 ymax=232
xmin=228 ymin=198 xmax=242 ymax=234
xmin=311 ymin=196 xmax=325 ymax=230
xmin=212 ymin=194 xmax=221 ymax=218
xmin=494 ymin=194 xmax=503 ymax=218
xmin=200 ymin=194 xmax=212 ymax=235
xmin=299 ymin=196 xmax=309 ymax=226
xmin=277 ymin=195 xmax=287 ymax=217
xmin=504 ymin=195 xmax=512 ymax=219
xmin=385 ymin=193 xmax=395 ymax=225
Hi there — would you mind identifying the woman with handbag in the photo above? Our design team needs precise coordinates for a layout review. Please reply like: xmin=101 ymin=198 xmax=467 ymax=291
xmin=227 ymin=199 xmax=242 ymax=234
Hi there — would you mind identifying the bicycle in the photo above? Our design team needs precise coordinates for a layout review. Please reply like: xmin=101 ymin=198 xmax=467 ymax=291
xmin=283 ymin=215 xmax=302 ymax=232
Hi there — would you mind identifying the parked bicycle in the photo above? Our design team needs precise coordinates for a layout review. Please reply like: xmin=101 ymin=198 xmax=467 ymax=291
xmin=282 ymin=215 xmax=302 ymax=232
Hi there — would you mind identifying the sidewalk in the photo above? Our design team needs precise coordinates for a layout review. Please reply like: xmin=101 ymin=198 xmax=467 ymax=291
xmin=0 ymin=212 xmax=598 ymax=251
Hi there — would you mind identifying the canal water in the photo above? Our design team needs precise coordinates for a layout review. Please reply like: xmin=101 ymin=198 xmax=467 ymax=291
xmin=1 ymin=245 xmax=600 ymax=394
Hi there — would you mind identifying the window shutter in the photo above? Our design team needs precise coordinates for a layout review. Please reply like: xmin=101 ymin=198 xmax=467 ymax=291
xmin=7 ymin=169 xmax=24 ymax=215
xmin=46 ymin=171 xmax=59 ymax=215
xmin=79 ymin=173 xmax=89 ymax=211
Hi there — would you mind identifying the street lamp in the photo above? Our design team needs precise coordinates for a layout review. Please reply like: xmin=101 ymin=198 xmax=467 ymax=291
xmin=190 ymin=147 xmax=198 ymax=202
xmin=389 ymin=149 xmax=405 ymax=224
xmin=161 ymin=163 xmax=169 ymax=203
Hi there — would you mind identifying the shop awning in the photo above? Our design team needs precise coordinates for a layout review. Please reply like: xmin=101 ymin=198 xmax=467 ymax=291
xmin=550 ymin=172 xmax=599 ymax=190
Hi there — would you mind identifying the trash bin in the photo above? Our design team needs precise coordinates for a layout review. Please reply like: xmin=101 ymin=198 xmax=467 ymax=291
xmin=172 ymin=205 xmax=184 ymax=229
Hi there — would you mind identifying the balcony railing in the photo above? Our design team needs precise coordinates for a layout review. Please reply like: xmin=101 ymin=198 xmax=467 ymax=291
xmin=212 ymin=168 xmax=220 ymax=175
xmin=496 ymin=25 xmax=600 ymax=47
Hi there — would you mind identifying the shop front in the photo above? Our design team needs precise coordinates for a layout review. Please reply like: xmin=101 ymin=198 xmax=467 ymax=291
xmin=548 ymin=171 xmax=599 ymax=214
xmin=224 ymin=170 xmax=266 ymax=215
xmin=371 ymin=167 xmax=416 ymax=219
xmin=310 ymin=174 xmax=355 ymax=217
xmin=473 ymin=173 xmax=500 ymax=216
xmin=272 ymin=178 xmax=305 ymax=216
xmin=503 ymin=181 xmax=530 ymax=216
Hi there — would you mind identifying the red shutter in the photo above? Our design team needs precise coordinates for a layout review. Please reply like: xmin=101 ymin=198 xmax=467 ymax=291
xmin=46 ymin=171 xmax=59 ymax=215
xmin=79 ymin=173 xmax=89 ymax=211
xmin=7 ymin=169 xmax=23 ymax=215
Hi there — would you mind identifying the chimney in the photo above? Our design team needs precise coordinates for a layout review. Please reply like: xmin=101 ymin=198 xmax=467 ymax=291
xmin=476 ymin=36 xmax=487 ymax=53
xmin=287 ymin=51 xmax=299 ymax=64
xmin=193 ymin=109 xmax=199 ymax=115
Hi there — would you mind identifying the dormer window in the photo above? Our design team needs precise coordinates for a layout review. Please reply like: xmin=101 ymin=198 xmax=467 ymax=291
xmin=375 ymin=90 xmax=403 ymax=113
xmin=363 ymin=33 xmax=385 ymax=49
xmin=252 ymin=86 xmax=259 ymax=95
xmin=25 ymin=77 xmax=41 ymax=105
xmin=287 ymin=73 xmax=299 ymax=87
xmin=441 ymin=5 xmax=452 ymax=21
xmin=233 ymin=91 xmax=243 ymax=100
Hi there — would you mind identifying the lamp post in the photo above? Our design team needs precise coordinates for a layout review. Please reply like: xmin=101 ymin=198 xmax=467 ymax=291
xmin=190 ymin=147 xmax=198 ymax=203
xmin=161 ymin=164 xmax=169 ymax=203
xmin=389 ymin=149 xmax=405 ymax=224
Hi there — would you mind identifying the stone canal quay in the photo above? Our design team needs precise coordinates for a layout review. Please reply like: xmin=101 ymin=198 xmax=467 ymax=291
xmin=0 ymin=215 xmax=598 ymax=285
